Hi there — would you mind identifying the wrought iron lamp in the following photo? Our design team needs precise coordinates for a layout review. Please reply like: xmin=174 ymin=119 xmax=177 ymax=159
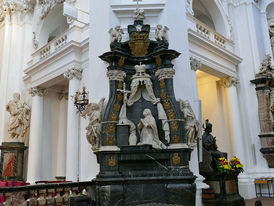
xmin=73 ymin=86 xmax=89 ymax=113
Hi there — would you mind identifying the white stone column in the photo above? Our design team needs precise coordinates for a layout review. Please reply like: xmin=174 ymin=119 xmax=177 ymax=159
xmin=64 ymin=65 xmax=82 ymax=182
xmin=219 ymin=77 xmax=246 ymax=163
xmin=27 ymin=88 xmax=46 ymax=183
xmin=55 ymin=93 xmax=68 ymax=180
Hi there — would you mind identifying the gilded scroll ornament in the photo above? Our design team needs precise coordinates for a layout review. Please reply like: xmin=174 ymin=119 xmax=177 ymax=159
xmin=108 ymin=156 xmax=116 ymax=167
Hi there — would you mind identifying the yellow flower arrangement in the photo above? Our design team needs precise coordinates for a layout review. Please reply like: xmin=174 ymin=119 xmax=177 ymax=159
xmin=229 ymin=157 xmax=244 ymax=173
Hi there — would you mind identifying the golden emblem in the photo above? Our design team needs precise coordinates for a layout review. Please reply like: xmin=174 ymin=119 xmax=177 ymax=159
xmin=163 ymin=100 xmax=171 ymax=110
xmin=128 ymin=32 xmax=150 ymax=57
xmin=108 ymin=136 xmax=114 ymax=145
xmin=117 ymin=93 xmax=123 ymax=102
xmin=118 ymin=81 xmax=123 ymax=89
xmin=118 ymin=57 xmax=125 ymax=67
xmin=160 ymin=80 xmax=165 ymax=89
xmin=114 ymin=104 xmax=121 ymax=112
xmin=108 ymin=156 xmax=116 ymax=167
xmin=172 ymin=153 xmax=181 ymax=165
xmin=156 ymin=55 xmax=162 ymax=65
xmin=160 ymin=92 xmax=167 ymax=100
xmin=110 ymin=113 xmax=117 ymax=121
xmin=168 ymin=110 xmax=175 ymax=120
xmin=173 ymin=135 xmax=180 ymax=143
xmin=171 ymin=121 xmax=179 ymax=131
xmin=108 ymin=124 xmax=115 ymax=134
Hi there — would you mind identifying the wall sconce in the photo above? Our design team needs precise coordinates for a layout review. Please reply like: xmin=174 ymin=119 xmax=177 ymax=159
xmin=72 ymin=86 xmax=89 ymax=113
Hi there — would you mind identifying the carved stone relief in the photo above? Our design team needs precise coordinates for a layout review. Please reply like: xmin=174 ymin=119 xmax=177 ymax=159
xmin=29 ymin=87 xmax=47 ymax=97
xmin=190 ymin=57 xmax=202 ymax=71
xmin=219 ymin=76 xmax=239 ymax=88
xmin=64 ymin=65 xmax=83 ymax=80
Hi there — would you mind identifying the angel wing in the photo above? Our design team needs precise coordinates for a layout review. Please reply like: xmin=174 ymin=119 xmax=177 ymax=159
xmin=98 ymin=97 xmax=105 ymax=118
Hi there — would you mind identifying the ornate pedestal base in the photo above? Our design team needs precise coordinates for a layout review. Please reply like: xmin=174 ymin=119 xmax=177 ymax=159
xmin=202 ymin=172 xmax=245 ymax=206
xmin=259 ymin=133 xmax=274 ymax=168
xmin=0 ymin=142 xmax=27 ymax=181
xmin=95 ymin=146 xmax=196 ymax=206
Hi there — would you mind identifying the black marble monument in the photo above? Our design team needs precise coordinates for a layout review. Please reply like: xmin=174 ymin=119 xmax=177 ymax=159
xmin=93 ymin=18 xmax=196 ymax=206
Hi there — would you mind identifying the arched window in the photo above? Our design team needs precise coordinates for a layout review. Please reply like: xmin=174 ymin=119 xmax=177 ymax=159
xmin=193 ymin=0 xmax=228 ymax=38
xmin=39 ymin=4 xmax=69 ymax=47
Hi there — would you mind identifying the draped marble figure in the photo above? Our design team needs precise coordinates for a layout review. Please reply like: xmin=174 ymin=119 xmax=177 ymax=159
xmin=82 ymin=98 xmax=105 ymax=151
xmin=6 ymin=93 xmax=30 ymax=142
xmin=138 ymin=109 xmax=167 ymax=149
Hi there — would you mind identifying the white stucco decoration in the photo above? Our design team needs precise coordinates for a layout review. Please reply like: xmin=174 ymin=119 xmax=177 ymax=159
xmin=109 ymin=25 xmax=124 ymax=43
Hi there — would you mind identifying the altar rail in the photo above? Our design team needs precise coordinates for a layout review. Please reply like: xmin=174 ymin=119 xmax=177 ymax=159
xmin=0 ymin=181 xmax=94 ymax=205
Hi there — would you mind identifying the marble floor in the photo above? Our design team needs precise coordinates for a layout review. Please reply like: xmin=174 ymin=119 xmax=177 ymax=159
xmin=245 ymin=198 xmax=274 ymax=206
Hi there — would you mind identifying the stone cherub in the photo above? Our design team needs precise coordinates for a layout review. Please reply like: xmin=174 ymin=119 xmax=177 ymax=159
xmin=155 ymin=25 xmax=169 ymax=41
xmin=179 ymin=100 xmax=201 ymax=147
xmin=81 ymin=98 xmax=105 ymax=151
xmin=108 ymin=25 xmax=124 ymax=43
xmin=6 ymin=93 xmax=31 ymax=143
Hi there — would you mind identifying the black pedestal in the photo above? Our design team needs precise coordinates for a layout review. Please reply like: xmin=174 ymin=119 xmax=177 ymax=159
xmin=0 ymin=142 xmax=27 ymax=181
xmin=95 ymin=146 xmax=196 ymax=206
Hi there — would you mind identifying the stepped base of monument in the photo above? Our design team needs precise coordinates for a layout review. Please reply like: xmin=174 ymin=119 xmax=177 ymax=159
xmin=94 ymin=145 xmax=196 ymax=206
xmin=94 ymin=176 xmax=196 ymax=206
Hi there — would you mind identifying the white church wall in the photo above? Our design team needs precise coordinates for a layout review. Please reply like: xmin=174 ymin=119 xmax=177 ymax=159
xmin=41 ymin=90 xmax=60 ymax=180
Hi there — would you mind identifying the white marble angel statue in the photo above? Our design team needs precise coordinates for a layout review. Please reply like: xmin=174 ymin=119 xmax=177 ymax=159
xmin=179 ymin=100 xmax=201 ymax=146
xmin=138 ymin=109 xmax=167 ymax=149
xmin=108 ymin=25 xmax=124 ymax=43
xmin=155 ymin=25 xmax=169 ymax=41
xmin=82 ymin=97 xmax=105 ymax=151
xmin=6 ymin=93 xmax=31 ymax=143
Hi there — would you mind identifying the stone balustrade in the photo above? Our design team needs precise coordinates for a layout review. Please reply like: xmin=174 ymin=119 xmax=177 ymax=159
xmin=0 ymin=181 xmax=93 ymax=205
xmin=30 ymin=25 xmax=88 ymax=65
xmin=188 ymin=16 xmax=234 ymax=52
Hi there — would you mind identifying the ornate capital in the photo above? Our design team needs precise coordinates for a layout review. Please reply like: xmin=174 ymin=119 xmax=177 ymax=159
xmin=107 ymin=70 xmax=126 ymax=81
xmin=0 ymin=0 xmax=36 ymax=22
xmin=64 ymin=65 xmax=83 ymax=80
xmin=219 ymin=77 xmax=239 ymax=88
xmin=29 ymin=87 xmax=47 ymax=97
xmin=155 ymin=68 xmax=175 ymax=80
xmin=190 ymin=57 xmax=202 ymax=71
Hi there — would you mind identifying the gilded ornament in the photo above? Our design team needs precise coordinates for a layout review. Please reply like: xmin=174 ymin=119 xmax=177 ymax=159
xmin=160 ymin=80 xmax=165 ymax=89
xmin=163 ymin=100 xmax=171 ymax=110
xmin=128 ymin=32 xmax=150 ymax=57
xmin=173 ymin=135 xmax=180 ymax=143
xmin=108 ymin=156 xmax=116 ymax=167
xmin=114 ymin=104 xmax=121 ymax=112
xmin=171 ymin=121 xmax=179 ymax=131
xmin=172 ymin=153 xmax=181 ymax=165
xmin=108 ymin=136 xmax=115 ymax=145
xmin=168 ymin=110 xmax=175 ymax=120
xmin=156 ymin=56 xmax=162 ymax=66
xmin=118 ymin=81 xmax=123 ymax=89
xmin=118 ymin=57 xmax=125 ymax=67
xmin=110 ymin=113 xmax=117 ymax=121
xmin=160 ymin=92 xmax=167 ymax=100
xmin=117 ymin=93 xmax=123 ymax=102
xmin=108 ymin=124 xmax=115 ymax=134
